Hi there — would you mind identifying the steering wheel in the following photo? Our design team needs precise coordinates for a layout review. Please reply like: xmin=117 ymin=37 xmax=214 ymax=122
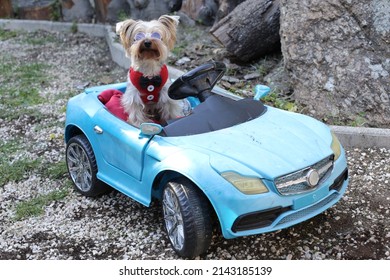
xmin=168 ymin=61 xmax=226 ymax=102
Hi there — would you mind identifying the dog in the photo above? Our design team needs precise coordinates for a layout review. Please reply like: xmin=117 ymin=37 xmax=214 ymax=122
xmin=113 ymin=15 xmax=187 ymax=127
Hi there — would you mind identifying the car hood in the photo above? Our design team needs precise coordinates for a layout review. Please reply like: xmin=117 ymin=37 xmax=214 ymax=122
xmin=162 ymin=107 xmax=333 ymax=179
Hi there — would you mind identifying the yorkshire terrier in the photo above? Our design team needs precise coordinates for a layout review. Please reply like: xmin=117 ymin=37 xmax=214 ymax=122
xmin=115 ymin=15 xmax=187 ymax=127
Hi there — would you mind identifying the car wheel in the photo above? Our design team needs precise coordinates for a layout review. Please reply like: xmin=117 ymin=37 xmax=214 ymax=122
xmin=66 ymin=135 xmax=110 ymax=197
xmin=162 ymin=178 xmax=213 ymax=258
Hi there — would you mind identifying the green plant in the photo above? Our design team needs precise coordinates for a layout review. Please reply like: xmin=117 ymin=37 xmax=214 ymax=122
xmin=0 ymin=29 xmax=18 ymax=41
xmin=0 ymin=59 xmax=49 ymax=108
xmin=349 ymin=112 xmax=367 ymax=127
xmin=70 ymin=21 xmax=78 ymax=34
xmin=50 ymin=0 xmax=61 ymax=21
xmin=24 ymin=33 xmax=57 ymax=45
xmin=262 ymin=90 xmax=298 ymax=112
xmin=43 ymin=161 xmax=68 ymax=180
xmin=117 ymin=10 xmax=129 ymax=22
xmin=14 ymin=188 xmax=69 ymax=220
xmin=0 ymin=61 xmax=49 ymax=86
xmin=0 ymin=158 xmax=41 ymax=186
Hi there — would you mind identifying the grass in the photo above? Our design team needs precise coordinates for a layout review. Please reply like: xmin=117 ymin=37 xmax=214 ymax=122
xmin=0 ymin=137 xmax=68 ymax=186
xmin=0 ymin=29 xmax=74 ymax=222
xmin=0 ymin=61 xmax=49 ymax=86
xmin=14 ymin=188 xmax=69 ymax=221
xmin=0 ymin=54 xmax=50 ymax=120
xmin=0 ymin=29 xmax=18 ymax=40
xmin=0 ymin=29 xmax=58 ymax=45
xmin=43 ymin=161 xmax=69 ymax=180
xmin=262 ymin=90 xmax=298 ymax=112
xmin=0 ymin=157 xmax=41 ymax=187
xmin=0 ymin=139 xmax=25 ymax=186
xmin=323 ymin=112 xmax=367 ymax=127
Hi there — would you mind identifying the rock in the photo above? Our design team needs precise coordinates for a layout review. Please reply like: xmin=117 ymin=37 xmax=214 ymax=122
xmin=175 ymin=56 xmax=191 ymax=65
xmin=106 ymin=0 xmax=182 ymax=22
xmin=244 ymin=73 xmax=261 ymax=80
xmin=106 ymin=0 xmax=130 ymax=22
xmin=175 ymin=11 xmax=196 ymax=27
xmin=280 ymin=0 xmax=390 ymax=127
xmin=61 ymin=0 xmax=94 ymax=22
xmin=180 ymin=0 xmax=218 ymax=25
xmin=264 ymin=60 xmax=291 ymax=95
xmin=215 ymin=0 xmax=246 ymax=23
xmin=222 ymin=76 xmax=240 ymax=83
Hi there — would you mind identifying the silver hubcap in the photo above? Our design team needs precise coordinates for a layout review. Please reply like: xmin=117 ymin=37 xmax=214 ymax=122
xmin=162 ymin=186 xmax=184 ymax=251
xmin=66 ymin=143 xmax=93 ymax=192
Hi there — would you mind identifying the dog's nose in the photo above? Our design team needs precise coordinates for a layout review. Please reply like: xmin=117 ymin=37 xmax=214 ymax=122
xmin=144 ymin=40 xmax=152 ymax=48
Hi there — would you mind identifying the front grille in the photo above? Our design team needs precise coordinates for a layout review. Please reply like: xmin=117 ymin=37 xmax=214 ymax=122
xmin=275 ymin=155 xmax=334 ymax=195
xmin=276 ymin=193 xmax=339 ymax=225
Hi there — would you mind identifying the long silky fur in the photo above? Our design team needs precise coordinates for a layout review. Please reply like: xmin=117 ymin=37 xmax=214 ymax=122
xmin=117 ymin=15 xmax=183 ymax=127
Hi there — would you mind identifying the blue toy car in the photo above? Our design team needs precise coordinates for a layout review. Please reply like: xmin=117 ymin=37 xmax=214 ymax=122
xmin=65 ymin=62 xmax=348 ymax=258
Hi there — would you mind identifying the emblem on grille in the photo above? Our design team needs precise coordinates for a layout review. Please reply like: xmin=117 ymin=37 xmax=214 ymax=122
xmin=306 ymin=169 xmax=320 ymax=187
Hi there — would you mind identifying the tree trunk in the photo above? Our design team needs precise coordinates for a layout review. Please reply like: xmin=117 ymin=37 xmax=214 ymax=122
xmin=210 ymin=0 xmax=280 ymax=62
xmin=17 ymin=0 xmax=57 ymax=20
xmin=0 ymin=0 xmax=13 ymax=18
xmin=94 ymin=0 xmax=112 ymax=22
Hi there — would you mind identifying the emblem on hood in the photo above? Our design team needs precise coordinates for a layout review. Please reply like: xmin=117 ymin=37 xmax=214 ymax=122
xmin=306 ymin=169 xmax=320 ymax=187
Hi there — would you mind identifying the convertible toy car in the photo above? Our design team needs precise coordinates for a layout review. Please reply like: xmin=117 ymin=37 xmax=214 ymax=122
xmin=65 ymin=62 xmax=348 ymax=258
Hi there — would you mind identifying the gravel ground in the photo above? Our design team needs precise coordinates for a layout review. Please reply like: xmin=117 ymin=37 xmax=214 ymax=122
xmin=0 ymin=28 xmax=389 ymax=260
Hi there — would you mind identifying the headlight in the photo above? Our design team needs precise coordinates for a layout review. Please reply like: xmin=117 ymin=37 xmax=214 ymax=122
xmin=331 ymin=132 xmax=342 ymax=161
xmin=221 ymin=171 xmax=269 ymax=195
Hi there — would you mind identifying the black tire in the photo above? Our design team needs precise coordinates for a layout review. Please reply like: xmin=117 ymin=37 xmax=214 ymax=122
xmin=66 ymin=134 xmax=110 ymax=197
xmin=162 ymin=178 xmax=213 ymax=258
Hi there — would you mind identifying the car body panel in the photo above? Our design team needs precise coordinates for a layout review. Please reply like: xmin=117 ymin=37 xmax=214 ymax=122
xmin=65 ymin=83 xmax=349 ymax=239
xmin=161 ymin=106 xmax=333 ymax=180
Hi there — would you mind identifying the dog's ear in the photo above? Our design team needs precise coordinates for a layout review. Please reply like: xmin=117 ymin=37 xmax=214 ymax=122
xmin=158 ymin=15 xmax=180 ymax=29
xmin=117 ymin=19 xmax=138 ymax=52
xmin=158 ymin=15 xmax=180 ymax=50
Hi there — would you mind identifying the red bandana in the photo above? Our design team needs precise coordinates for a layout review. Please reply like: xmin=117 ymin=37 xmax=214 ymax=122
xmin=129 ymin=65 xmax=168 ymax=104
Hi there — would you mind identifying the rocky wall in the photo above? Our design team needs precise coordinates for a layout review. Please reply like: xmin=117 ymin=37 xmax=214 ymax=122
xmin=280 ymin=0 xmax=390 ymax=127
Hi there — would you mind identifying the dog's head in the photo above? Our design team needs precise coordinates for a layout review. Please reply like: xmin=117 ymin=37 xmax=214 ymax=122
xmin=117 ymin=15 xmax=179 ymax=64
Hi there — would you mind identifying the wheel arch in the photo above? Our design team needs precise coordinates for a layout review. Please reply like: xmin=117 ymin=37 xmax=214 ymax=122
xmin=65 ymin=124 xmax=84 ymax=143
xmin=151 ymin=170 xmax=220 ymax=228
xmin=151 ymin=170 xmax=185 ymax=200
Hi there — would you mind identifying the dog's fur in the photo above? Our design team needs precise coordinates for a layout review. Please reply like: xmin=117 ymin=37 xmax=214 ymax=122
xmin=116 ymin=15 xmax=184 ymax=127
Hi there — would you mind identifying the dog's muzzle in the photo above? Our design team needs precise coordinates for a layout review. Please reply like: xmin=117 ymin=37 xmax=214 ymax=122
xmin=144 ymin=40 xmax=152 ymax=48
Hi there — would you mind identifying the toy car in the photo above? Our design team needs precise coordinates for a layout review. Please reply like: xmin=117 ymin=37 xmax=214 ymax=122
xmin=65 ymin=62 xmax=348 ymax=258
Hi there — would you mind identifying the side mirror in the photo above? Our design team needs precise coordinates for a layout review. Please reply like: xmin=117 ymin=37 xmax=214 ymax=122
xmin=254 ymin=85 xmax=271 ymax=101
xmin=140 ymin=123 xmax=163 ymax=136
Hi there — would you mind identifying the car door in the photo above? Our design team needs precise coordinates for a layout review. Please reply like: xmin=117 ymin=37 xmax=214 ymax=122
xmin=92 ymin=108 xmax=150 ymax=181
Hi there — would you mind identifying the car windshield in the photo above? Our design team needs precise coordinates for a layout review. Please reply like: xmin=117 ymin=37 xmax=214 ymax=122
xmin=162 ymin=95 xmax=267 ymax=137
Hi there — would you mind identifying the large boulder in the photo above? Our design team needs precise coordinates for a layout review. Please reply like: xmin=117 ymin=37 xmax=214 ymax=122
xmin=106 ymin=0 xmax=182 ymax=22
xmin=280 ymin=0 xmax=390 ymax=127
xmin=61 ymin=0 xmax=94 ymax=22
xmin=180 ymin=0 xmax=218 ymax=25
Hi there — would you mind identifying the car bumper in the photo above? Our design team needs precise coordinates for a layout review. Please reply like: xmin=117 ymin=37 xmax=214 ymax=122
xmin=212 ymin=152 xmax=349 ymax=239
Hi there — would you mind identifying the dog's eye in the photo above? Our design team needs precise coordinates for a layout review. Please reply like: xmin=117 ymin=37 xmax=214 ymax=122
xmin=133 ymin=32 xmax=162 ymax=42
xmin=150 ymin=32 xmax=162 ymax=40
xmin=134 ymin=32 xmax=146 ymax=41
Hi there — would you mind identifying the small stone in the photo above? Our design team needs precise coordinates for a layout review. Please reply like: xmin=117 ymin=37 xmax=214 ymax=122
xmin=175 ymin=57 xmax=191 ymax=65
xmin=244 ymin=73 xmax=261 ymax=80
